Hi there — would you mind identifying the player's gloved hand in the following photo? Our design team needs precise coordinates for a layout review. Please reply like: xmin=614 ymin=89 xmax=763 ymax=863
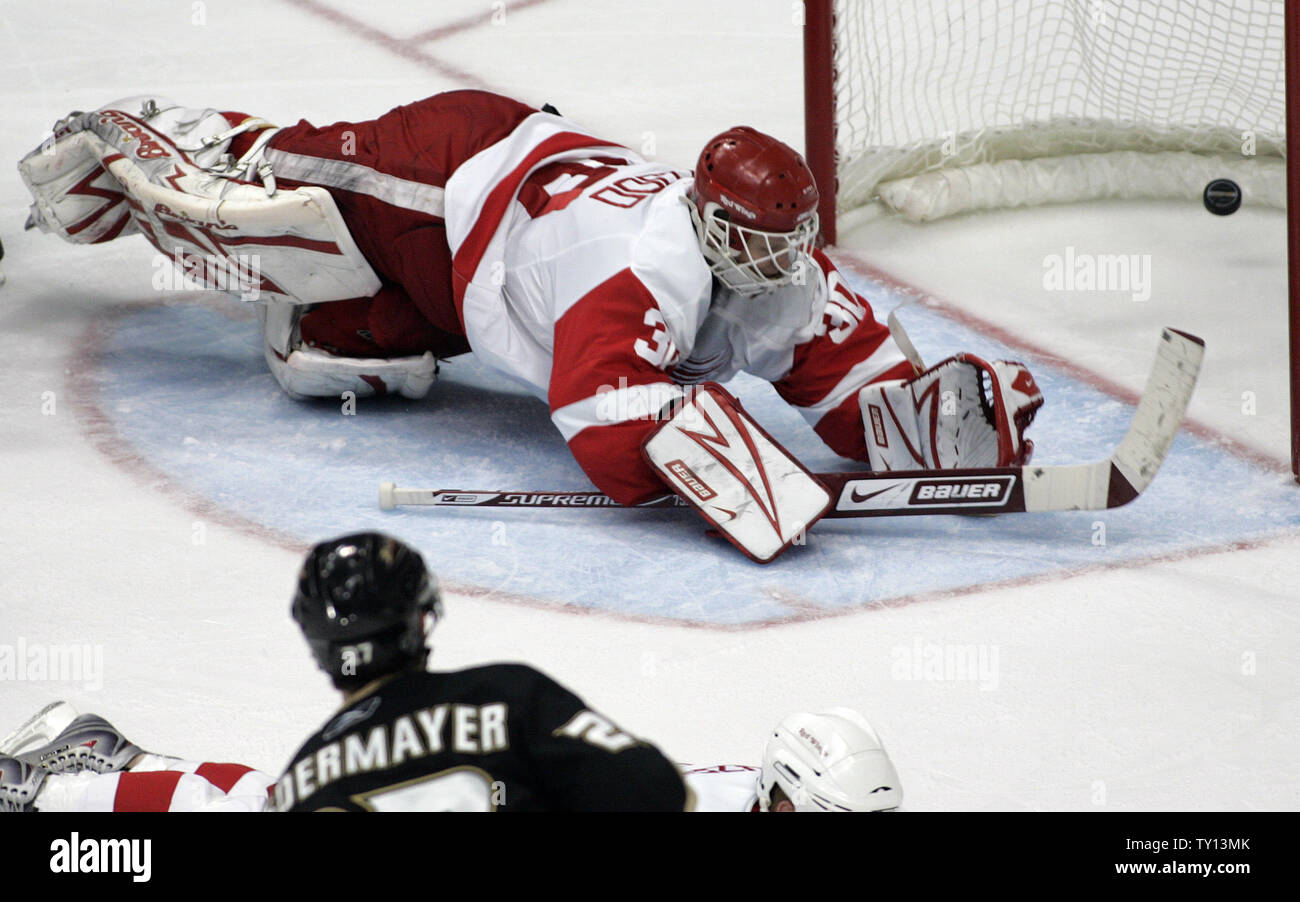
xmin=859 ymin=354 xmax=1043 ymax=470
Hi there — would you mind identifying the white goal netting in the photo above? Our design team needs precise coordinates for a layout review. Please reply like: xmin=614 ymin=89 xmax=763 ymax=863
xmin=830 ymin=0 xmax=1288 ymax=221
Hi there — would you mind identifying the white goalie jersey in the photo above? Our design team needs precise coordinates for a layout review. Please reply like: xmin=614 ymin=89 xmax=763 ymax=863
xmin=442 ymin=110 xmax=911 ymax=504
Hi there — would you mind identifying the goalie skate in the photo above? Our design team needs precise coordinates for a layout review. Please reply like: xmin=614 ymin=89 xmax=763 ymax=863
xmin=19 ymin=713 xmax=143 ymax=775
xmin=0 ymin=755 xmax=47 ymax=812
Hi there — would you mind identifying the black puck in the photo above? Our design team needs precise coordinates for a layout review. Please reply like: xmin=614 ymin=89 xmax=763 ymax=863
xmin=0 ymin=236 xmax=5 ymax=261
xmin=1203 ymin=178 xmax=1242 ymax=215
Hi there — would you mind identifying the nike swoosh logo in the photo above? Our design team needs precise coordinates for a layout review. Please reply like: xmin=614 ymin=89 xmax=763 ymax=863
xmin=849 ymin=485 xmax=892 ymax=504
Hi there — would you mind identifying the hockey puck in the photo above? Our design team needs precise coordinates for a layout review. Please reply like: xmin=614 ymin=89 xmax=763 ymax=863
xmin=1203 ymin=178 xmax=1242 ymax=215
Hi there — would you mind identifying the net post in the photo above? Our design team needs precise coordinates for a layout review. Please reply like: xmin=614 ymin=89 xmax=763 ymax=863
xmin=803 ymin=0 xmax=837 ymax=246
xmin=1289 ymin=3 xmax=1300 ymax=482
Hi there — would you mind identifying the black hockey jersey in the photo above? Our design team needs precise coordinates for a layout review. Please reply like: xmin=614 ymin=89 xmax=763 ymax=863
xmin=271 ymin=664 xmax=687 ymax=811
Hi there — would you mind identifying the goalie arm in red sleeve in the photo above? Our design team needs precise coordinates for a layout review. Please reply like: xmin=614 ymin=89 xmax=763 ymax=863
xmin=772 ymin=249 xmax=915 ymax=462
xmin=548 ymin=268 xmax=689 ymax=505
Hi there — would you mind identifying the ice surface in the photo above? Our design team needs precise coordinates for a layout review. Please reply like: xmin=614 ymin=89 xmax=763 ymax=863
xmin=0 ymin=0 xmax=1295 ymax=810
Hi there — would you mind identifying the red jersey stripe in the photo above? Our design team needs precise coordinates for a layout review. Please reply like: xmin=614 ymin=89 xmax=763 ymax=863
xmin=195 ymin=762 xmax=256 ymax=794
xmin=547 ymin=267 xmax=678 ymax=503
xmin=549 ymin=268 xmax=677 ymax=413
xmin=567 ymin=420 xmax=670 ymax=505
xmin=113 ymin=770 xmax=185 ymax=812
xmin=451 ymin=131 xmax=624 ymax=319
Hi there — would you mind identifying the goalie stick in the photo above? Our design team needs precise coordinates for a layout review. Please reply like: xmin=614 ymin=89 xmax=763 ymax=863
xmin=380 ymin=328 xmax=1203 ymax=518
xmin=379 ymin=485 xmax=688 ymax=509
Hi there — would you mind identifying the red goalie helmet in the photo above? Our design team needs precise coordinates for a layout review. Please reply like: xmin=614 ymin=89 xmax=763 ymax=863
xmin=690 ymin=126 xmax=820 ymax=294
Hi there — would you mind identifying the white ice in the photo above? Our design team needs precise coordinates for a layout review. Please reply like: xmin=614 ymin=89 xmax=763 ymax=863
xmin=0 ymin=0 xmax=1295 ymax=810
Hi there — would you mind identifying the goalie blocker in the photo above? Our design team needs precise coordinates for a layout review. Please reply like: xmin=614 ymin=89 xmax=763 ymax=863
xmin=642 ymin=384 xmax=831 ymax=563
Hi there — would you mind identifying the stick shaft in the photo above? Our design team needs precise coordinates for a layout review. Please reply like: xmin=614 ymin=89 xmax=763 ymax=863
xmin=380 ymin=469 xmax=1027 ymax=517
xmin=381 ymin=485 xmax=686 ymax=510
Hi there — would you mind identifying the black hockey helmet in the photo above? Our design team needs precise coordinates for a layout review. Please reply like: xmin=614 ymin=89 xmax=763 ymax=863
xmin=292 ymin=532 xmax=443 ymax=685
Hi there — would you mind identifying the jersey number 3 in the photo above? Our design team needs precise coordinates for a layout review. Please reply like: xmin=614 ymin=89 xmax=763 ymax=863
xmin=634 ymin=308 xmax=678 ymax=368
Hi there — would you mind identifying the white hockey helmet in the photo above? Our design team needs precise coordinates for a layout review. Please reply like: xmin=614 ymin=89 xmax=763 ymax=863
xmin=757 ymin=708 xmax=902 ymax=811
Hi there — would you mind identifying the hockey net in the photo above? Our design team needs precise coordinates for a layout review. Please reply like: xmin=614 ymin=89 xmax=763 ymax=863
xmin=803 ymin=0 xmax=1298 ymax=479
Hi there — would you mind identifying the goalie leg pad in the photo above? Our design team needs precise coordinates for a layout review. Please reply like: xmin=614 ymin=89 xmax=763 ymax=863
xmin=642 ymin=383 xmax=831 ymax=563
xmin=266 ymin=346 xmax=437 ymax=401
xmin=19 ymin=129 xmax=139 ymax=245
xmin=258 ymin=303 xmax=436 ymax=400
xmin=19 ymin=97 xmax=232 ymax=245
xmin=20 ymin=98 xmax=382 ymax=304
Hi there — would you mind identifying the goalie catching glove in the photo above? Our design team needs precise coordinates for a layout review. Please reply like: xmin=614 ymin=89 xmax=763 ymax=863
xmin=859 ymin=355 xmax=1043 ymax=470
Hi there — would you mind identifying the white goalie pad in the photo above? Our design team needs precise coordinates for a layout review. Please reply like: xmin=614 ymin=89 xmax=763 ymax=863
xmin=266 ymin=345 xmax=438 ymax=400
xmin=18 ymin=102 xmax=380 ymax=304
xmin=643 ymin=384 xmax=831 ymax=563
xmin=258 ymin=303 xmax=436 ymax=400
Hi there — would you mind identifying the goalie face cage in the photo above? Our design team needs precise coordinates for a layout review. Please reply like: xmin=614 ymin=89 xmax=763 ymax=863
xmin=803 ymin=0 xmax=1300 ymax=482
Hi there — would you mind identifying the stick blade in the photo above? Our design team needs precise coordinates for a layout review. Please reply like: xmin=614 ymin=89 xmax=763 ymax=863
xmin=1023 ymin=327 xmax=1203 ymax=512
xmin=1111 ymin=327 xmax=1204 ymax=496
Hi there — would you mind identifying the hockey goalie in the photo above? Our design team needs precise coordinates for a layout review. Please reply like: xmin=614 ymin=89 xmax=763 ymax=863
xmin=19 ymin=90 xmax=1043 ymax=561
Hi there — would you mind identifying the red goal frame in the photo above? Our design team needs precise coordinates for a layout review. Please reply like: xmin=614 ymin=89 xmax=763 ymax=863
xmin=1288 ymin=7 xmax=1300 ymax=482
